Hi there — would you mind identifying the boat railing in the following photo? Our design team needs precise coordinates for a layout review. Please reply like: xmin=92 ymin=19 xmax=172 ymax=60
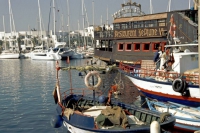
xmin=119 ymin=62 xmax=199 ymax=85
xmin=61 ymin=88 xmax=93 ymax=100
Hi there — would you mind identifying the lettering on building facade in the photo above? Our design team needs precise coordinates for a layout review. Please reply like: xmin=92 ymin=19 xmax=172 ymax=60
xmin=114 ymin=28 xmax=166 ymax=38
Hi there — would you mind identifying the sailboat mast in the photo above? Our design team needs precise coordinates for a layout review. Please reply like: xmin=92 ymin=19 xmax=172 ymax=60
xmin=150 ymin=0 xmax=153 ymax=14
xmin=67 ymin=0 xmax=70 ymax=47
xmin=92 ymin=1 xmax=94 ymax=47
xmin=53 ymin=0 xmax=56 ymax=36
xmin=189 ymin=0 xmax=191 ymax=9
xmin=168 ymin=0 xmax=171 ymax=12
xmin=82 ymin=0 xmax=86 ymax=48
xmin=3 ymin=15 xmax=6 ymax=50
xmin=11 ymin=8 xmax=16 ymax=33
xmin=8 ymin=0 xmax=12 ymax=36
xmin=38 ymin=0 xmax=43 ymax=38
xmin=106 ymin=6 xmax=108 ymax=25
xmin=61 ymin=14 xmax=64 ymax=42
xmin=78 ymin=20 xmax=80 ymax=47
xmin=101 ymin=15 xmax=102 ymax=25
xmin=92 ymin=1 xmax=94 ymax=26
xmin=3 ymin=16 xmax=5 ymax=33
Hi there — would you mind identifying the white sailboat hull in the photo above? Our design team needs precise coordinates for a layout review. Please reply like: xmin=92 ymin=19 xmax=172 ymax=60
xmin=0 ymin=53 xmax=20 ymax=59
xmin=30 ymin=50 xmax=61 ymax=61
xmin=31 ymin=53 xmax=61 ymax=60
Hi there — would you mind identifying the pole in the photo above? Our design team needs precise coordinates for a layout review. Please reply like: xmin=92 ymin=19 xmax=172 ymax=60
xmin=53 ymin=0 xmax=56 ymax=36
xmin=92 ymin=1 xmax=94 ymax=47
xmin=198 ymin=0 xmax=200 ymax=90
xmin=91 ymin=59 xmax=95 ymax=105
xmin=67 ymin=0 xmax=70 ymax=47
xmin=82 ymin=0 xmax=86 ymax=49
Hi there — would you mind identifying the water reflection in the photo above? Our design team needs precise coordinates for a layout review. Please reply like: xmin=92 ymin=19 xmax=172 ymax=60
xmin=0 ymin=59 xmax=94 ymax=133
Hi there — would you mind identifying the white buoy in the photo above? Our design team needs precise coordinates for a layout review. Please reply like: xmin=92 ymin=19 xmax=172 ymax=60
xmin=150 ymin=121 xmax=160 ymax=133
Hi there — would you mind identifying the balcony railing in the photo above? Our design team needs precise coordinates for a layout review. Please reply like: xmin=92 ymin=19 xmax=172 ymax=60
xmin=94 ymin=30 xmax=114 ymax=39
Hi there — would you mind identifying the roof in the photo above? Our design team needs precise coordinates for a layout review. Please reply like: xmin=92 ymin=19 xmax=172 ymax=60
xmin=113 ymin=13 xmax=167 ymax=23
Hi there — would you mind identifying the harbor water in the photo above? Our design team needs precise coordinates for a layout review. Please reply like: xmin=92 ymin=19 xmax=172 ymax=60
xmin=0 ymin=59 xmax=89 ymax=133
xmin=1 ymin=59 xmax=186 ymax=133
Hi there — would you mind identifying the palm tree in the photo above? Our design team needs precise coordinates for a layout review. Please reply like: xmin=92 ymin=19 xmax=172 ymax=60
xmin=31 ymin=36 xmax=38 ymax=50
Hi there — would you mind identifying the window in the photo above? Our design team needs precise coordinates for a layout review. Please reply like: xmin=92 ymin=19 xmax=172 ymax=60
xmin=114 ymin=24 xmax=120 ymax=30
xmin=144 ymin=21 xmax=149 ymax=27
xmin=159 ymin=23 xmax=166 ymax=26
xmin=127 ymin=22 xmax=132 ymax=29
xmin=143 ymin=43 xmax=150 ymax=51
xmin=158 ymin=19 xmax=166 ymax=27
xmin=126 ymin=43 xmax=132 ymax=51
xmin=134 ymin=43 xmax=140 ymax=51
xmin=133 ymin=22 xmax=137 ymax=28
xmin=138 ymin=21 xmax=144 ymax=28
xmin=121 ymin=23 xmax=127 ymax=29
xmin=152 ymin=43 xmax=161 ymax=51
xmin=118 ymin=43 xmax=124 ymax=51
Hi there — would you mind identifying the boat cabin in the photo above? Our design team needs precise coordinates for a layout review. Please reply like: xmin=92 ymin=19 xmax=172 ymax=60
xmin=166 ymin=44 xmax=198 ymax=73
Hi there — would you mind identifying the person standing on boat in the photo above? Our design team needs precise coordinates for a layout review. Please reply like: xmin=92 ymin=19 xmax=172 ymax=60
xmin=153 ymin=46 xmax=162 ymax=70
xmin=160 ymin=47 xmax=170 ymax=70
xmin=161 ymin=60 xmax=173 ymax=72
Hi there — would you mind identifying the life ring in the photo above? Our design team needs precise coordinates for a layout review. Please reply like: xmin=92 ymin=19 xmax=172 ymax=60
xmin=84 ymin=71 xmax=102 ymax=90
xmin=172 ymin=78 xmax=186 ymax=93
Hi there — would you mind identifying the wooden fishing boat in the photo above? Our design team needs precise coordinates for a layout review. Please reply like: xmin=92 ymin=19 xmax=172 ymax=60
xmin=118 ymin=43 xmax=200 ymax=107
xmin=51 ymin=61 xmax=175 ymax=133
xmin=145 ymin=98 xmax=200 ymax=132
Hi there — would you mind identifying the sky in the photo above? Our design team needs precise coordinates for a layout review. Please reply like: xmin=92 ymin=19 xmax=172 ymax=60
xmin=0 ymin=0 xmax=193 ymax=33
